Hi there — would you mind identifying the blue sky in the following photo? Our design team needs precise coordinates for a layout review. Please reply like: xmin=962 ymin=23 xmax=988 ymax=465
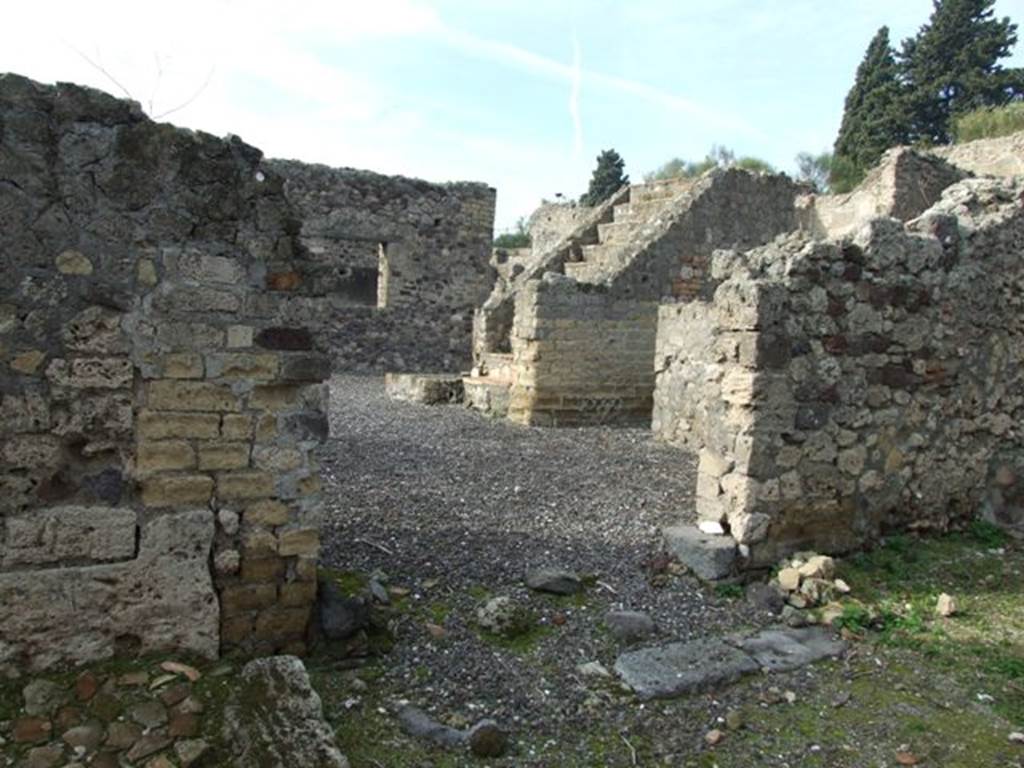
xmin=4 ymin=0 xmax=1024 ymax=230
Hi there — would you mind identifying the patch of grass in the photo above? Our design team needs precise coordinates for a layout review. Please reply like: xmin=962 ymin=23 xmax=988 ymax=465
xmin=319 ymin=567 xmax=367 ymax=597
xmin=478 ymin=623 xmax=556 ymax=655
xmin=953 ymin=102 xmax=1024 ymax=143
xmin=714 ymin=583 xmax=744 ymax=600
xmin=466 ymin=584 xmax=491 ymax=601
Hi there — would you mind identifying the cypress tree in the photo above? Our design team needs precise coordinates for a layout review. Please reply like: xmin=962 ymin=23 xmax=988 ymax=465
xmin=901 ymin=0 xmax=1024 ymax=144
xmin=832 ymin=27 xmax=908 ymax=186
xmin=581 ymin=149 xmax=629 ymax=206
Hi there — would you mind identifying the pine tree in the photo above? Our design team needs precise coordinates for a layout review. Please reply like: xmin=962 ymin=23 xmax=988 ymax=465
xmin=832 ymin=27 xmax=908 ymax=186
xmin=580 ymin=149 xmax=629 ymax=206
xmin=901 ymin=0 xmax=1024 ymax=144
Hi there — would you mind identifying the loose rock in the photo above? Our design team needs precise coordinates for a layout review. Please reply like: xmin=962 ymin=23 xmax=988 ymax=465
xmin=525 ymin=567 xmax=582 ymax=595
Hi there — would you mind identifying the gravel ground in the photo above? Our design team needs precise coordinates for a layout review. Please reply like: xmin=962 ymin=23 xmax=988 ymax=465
xmin=316 ymin=375 xmax=785 ymax=765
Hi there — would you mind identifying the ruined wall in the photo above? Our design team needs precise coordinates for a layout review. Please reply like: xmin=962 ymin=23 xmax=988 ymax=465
xmin=0 ymin=74 xmax=329 ymax=673
xmin=268 ymin=160 xmax=496 ymax=372
xmin=654 ymin=176 xmax=1024 ymax=566
xmin=528 ymin=200 xmax=590 ymax=257
xmin=605 ymin=169 xmax=799 ymax=301
xmin=931 ymin=130 xmax=1024 ymax=178
xmin=798 ymin=148 xmax=967 ymax=240
xmin=507 ymin=274 xmax=658 ymax=426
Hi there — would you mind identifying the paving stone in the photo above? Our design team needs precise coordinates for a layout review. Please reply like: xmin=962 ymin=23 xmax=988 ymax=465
xmin=125 ymin=730 xmax=172 ymax=762
xmin=524 ymin=567 xmax=582 ymax=595
xmin=614 ymin=638 xmax=759 ymax=700
xmin=74 ymin=672 xmax=100 ymax=702
xmin=663 ymin=525 xmax=737 ymax=580
xmin=604 ymin=610 xmax=656 ymax=642
xmin=175 ymin=738 xmax=211 ymax=767
xmin=13 ymin=716 xmax=53 ymax=744
xmin=735 ymin=626 xmax=847 ymax=672
xmin=168 ymin=711 xmax=199 ymax=738
xmin=61 ymin=720 xmax=104 ymax=752
xmin=23 ymin=679 xmax=68 ymax=716
xmin=105 ymin=720 xmax=142 ymax=750
xmin=21 ymin=744 xmax=64 ymax=768
xmin=128 ymin=700 xmax=168 ymax=729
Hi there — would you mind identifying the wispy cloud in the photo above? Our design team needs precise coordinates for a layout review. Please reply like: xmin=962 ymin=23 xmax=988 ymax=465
xmin=569 ymin=31 xmax=583 ymax=157
xmin=433 ymin=20 xmax=760 ymax=139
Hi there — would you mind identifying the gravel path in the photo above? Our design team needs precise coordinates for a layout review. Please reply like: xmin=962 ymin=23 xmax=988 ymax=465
xmin=316 ymin=374 xmax=778 ymax=764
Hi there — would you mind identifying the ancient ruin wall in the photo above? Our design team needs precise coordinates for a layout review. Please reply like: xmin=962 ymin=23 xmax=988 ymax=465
xmin=931 ymin=129 xmax=1024 ymax=178
xmin=0 ymin=74 xmax=330 ymax=673
xmin=528 ymin=200 xmax=590 ymax=257
xmin=268 ymin=160 xmax=496 ymax=372
xmin=507 ymin=275 xmax=658 ymax=426
xmin=654 ymin=177 xmax=1024 ymax=566
xmin=798 ymin=148 xmax=967 ymax=240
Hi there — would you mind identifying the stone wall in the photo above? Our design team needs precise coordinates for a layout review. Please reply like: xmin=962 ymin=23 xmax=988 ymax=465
xmin=268 ymin=160 xmax=496 ymax=372
xmin=528 ymin=200 xmax=590 ymax=257
xmin=0 ymin=74 xmax=330 ymax=673
xmin=797 ymin=147 xmax=966 ymax=240
xmin=931 ymin=129 xmax=1024 ymax=178
xmin=507 ymin=275 xmax=658 ymax=426
xmin=653 ymin=176 xmax=1024 ymax=566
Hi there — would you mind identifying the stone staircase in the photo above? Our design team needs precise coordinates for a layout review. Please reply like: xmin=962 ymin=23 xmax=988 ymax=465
xmin=462 ymin=178 xmax=694 ymax=417
xmin=563 ymin=177 xmax=694 ymax=284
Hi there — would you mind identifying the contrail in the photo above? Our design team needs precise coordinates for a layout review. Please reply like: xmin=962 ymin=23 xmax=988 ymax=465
xmin=569 ymin=30 xmax=583 ymax=157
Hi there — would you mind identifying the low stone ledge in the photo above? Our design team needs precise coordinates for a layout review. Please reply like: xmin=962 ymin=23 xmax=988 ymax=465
xmin=384 ymin=373 xmax=465 ymax=405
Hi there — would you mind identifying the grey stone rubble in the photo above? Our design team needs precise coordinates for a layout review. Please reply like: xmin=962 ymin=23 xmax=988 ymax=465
xmin=396 ymin=706 xmax=509 ymax=757
xmin=223 ymin=656 xmax=349 ymax=768
xmin=663 ymin=525 xmax=738 ymax=580
xmin=614 ymin=625 xmax=846 ymax=701
xmin=524 ymin=566 xmax=583 ymax=595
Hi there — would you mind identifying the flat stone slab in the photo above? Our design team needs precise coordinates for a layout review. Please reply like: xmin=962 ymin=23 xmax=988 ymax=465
xmin=735 ymin=626 xmax=847 ymax=672
xmin=384 ymin=373 xmax=464 ymax=405
xmin=614 ymin=638 xmax=759 ymax=700
xmin=663 ymin=525 xmax=737 ymax=580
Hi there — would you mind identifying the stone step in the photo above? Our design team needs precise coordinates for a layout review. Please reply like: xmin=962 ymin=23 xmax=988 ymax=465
xmin=663 ymin=524 xmax=737 ymax=580
xmin=463 ymin=376 xmax=512 ymax=419
xmin=596 ymin=221 xmax=635 ymax=244
xmin=612 ymin=200 xmax=673 ymax=223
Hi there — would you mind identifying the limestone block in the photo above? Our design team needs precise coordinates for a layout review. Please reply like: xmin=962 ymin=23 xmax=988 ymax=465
xmin=277 ymin=527 xmax=319 ymax=557
xmin=204 ymin=353 xmax=279 ymax=381
xmin=0 ymin=391 xmax=50 ymax=433
xmin=137 ymin=258 xmax=158 ymax=287
xmin=218 ymin=471 xmax=275 ymax=500
xmin=63 ymin=306 xmax=128 ymax=354
xmin=140 ymin=475 xmax=214 ymax=507
xmin=2 ymin=506 xmax=136 ymax=568
xmin=176 ymin=251 xmax=246 ymax=285
xmin=159 ymin=353 xmax=204 ymax=379
xmin=253 ymin=446 xmax=304 ymax=473
xmin=198 ymin=442 xmax=251 ymax=471
xmin=227 ymin=325 xmax=254 ymax=349
xmin=246 ymin=500 xmax=290 ymax=527
xmin=220 ymin=583 xmax=277 ymax=614
xmin=136 ymin=441 xmax=196 ymax=474
xmin=221 ymin=414 xmax=253 ymax=440
xmin=138 ymin=410 xmax=220 ymax=440
xmin=147 ymin=381 xmax=240 ymax=412
xmin=10 ymin=350 xmax=46 ymax=374
xmin=0 ymin=510 xmax=218 ymax=676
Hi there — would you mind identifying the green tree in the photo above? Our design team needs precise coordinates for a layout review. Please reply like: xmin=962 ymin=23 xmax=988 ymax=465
xmin=494 ymin=216 xmax=531 ymax=248
xmin=643 ymin=145 xmax=773 ymax=181
xmin=901 ymin=0 xmax=1024 ymax=144
xmin=833 ymin=27 xmax=908 ymax=182
xmin=795 ymin=151 xmax=833 ymax=192
xmin=580 ymin=149 xmax=629 ymax=205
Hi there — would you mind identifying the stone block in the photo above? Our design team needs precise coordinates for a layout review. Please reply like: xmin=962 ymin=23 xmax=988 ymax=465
xmin=46 ymin=357 xmax=133 ymax=389
xmin=2 ymin=506 xmax=137 ymax=568
xmin=279 ymin=354 xmax=331 ymax=382
xmin=138 ymin=410 xmax=220 ymax=440
xmin=227 ymin=325 xmax=254 ymax=348
xmin=218 ymin=471 xmax=275 ymax=500
xmin=249 ymin=385 xmax=302 ymax=411
xmin=0 ymin=510 xmax=218 ymax=675
xmin=10 ymin=350 xmax=46 ymax=374
xmin=205 ymin=353 xmax=279 ymax=381
xmin=1 ymin=434 xmax=62 ymax=469
xmin=198 ymin=442 xmax=251 ymax=471
xmin=246 ymin=500 xmax=290 ymax=526
xmin=241 ymin=557 xmax=286 ymax=582
xmin=253 ymin=606 xmax=311 ymax=638
xmin=277 ymin=527 xmax=319 ymax=557
xmin=176 ymin=251 xmax=246 ymax=284
xmin=140 ymin=475 xmax=214 ymax=507
xmin=280 ymin=581 xmax=317 ymax=607
xmin=159 ymin=353 xmax=204 ymax=379
xmin=253 ymin=446 xmax=303 ymax=472
xmin=614 ymin=638 xmax=759 ymax=701
xmin=136 ymin=441 xmax=196 ymax=474
xmin=220 ymin=583 xmax=278 ymax=614
xmin=663 ymin=525 xmax=737 ymax=580
xmin=243 ymin=528 xmax=279 ymax=558
xmin=55 ymin=249 xmax=93 ymax=275
xmin=147 ymin=381 xmax=240 ymax=412
xmin=221 ymin=414 xmax=253 ymax=440
xmin=221 ymin=614 xmax=255 ymax=644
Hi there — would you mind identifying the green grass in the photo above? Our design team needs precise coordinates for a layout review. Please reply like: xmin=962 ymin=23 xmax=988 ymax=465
xmin=953 ymin=102 xmax=1024 ymax=143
